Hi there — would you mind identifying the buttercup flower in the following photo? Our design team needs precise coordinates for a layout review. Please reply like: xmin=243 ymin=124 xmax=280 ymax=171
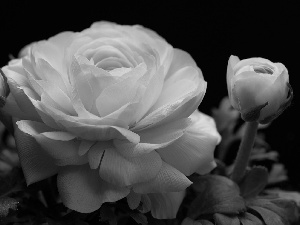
xmin=227 ymin=55 xmax=292 ymax=124
xmin=1 ymin=22 xmax=221 ymax=218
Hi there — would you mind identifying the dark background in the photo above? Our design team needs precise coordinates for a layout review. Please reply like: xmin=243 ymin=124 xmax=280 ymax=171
xmin=1 ymin=1 xmax=299 ymax=186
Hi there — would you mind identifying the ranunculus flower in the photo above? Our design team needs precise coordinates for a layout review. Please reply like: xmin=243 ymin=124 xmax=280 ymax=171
xmin=227 ymin=55 xmax=292 ymax=124
xmin=1 ymin=21 xmax=221 ymax=219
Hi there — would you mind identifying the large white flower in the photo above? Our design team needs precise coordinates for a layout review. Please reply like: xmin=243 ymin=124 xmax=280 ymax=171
xmin=1 ymin=21 xmax=221 ymax=219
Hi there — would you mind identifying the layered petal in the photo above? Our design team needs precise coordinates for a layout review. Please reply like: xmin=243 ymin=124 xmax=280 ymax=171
xmin=14 ymin=126 xmax=59 ymax=185
xmin=57 ymin=165 xmax=129 ymax=213
xmin=16 ymin=120 xmax=87 ymax=166
xmin=114 ymin=118 xmax=191 ymax=157
xmin=133 ymin=162 xmax=192 ymax=194
xmin=157 ymin=111 xmax=221 ymax=176
xmin=148 ymin=191 xmax=186 ymax=219
xmin=99 ymin=148 xmax=162 ymax=186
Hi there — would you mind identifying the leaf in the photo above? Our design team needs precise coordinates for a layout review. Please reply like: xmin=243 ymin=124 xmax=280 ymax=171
xmin=247 ymin=198 xmax=289 ymax=225
xmin=248 ymin=206 xmax=285 ymax=225
xmin=239 ymin=212 xmax=264 ymax=225
xmin=239 ymin=166 xmax=268 ymax=199
xmin=129 ymin=213 xmax=148 ymax=225
xmin=188 ymin=175 xmax=246 ymax=219
xmin=270 ymin=198 xmax=299 ymax=222
xmin=213 ymin=213 xmax=240 ymax=225
xmin=0 ymin=197 xmax=18 ymax=217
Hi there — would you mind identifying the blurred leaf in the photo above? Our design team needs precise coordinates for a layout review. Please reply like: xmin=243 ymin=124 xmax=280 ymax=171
xmin=213 ymin=213 xmax=240 ymax=225
xmin=0 ymin=196 xmax=18 ymax=217
xmin=270 ymin=198 xmax=299 ymax=222
xmin=247 ymin=197 xmax=296 ymax=225
xmin=266 ymin=189 xmax=300 ymax=207
xmin=130 ymin=213 xmax=147 ymax=225
xmin=0 ymin=167 xmax=23 ymax=197
xmin=248 ymin=206 xmax=285 ymax=225
xmin=239 ymin=166 xmax=268 ymax=199
xmin=212 ymin=97 xmax=239 ymax=133
xmin=239 ymin=212 xmax=263 ymax=225
xmin=267 ymin=164 xmax=288 ymax=184
xmin=189 ymin=175 xmax=246 ymax=219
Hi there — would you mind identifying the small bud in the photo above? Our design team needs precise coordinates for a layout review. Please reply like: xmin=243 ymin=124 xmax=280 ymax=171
xmin=227 ymin=56 xmax=292 ymax=124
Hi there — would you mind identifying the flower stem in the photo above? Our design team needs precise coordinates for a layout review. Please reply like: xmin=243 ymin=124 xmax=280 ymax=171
xmin=231 ymin=121 xmax=259 ymax=183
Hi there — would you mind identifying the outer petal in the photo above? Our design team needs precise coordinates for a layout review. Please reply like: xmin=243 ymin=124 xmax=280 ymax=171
xmin=157 ymin=111 xmax=221 ymax=176
xmin=133 ymin=162 xmax=192 ymax=194
xmin=232 ymin=71 xmax=272 ymax=111
xmin=57 ymin=165 xmax=129 ymax=213
xmin=99 ymin=149 xmax=162 ymax=186
xmin=16 ymin=120 xmax=87 ymax=166
xmin=148 ymin=191 xmax=186 ymax=219
xmin=227 ymin=55 xmax=240 ymax=107
xmin=14 ymin=125 xmax=59 ymax=185
xmin=134 ymin=65 xmax=206 ymax=130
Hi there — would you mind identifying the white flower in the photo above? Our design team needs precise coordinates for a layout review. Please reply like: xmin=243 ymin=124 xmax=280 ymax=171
xmin=1 ymin=21 xmax=220 ymax=219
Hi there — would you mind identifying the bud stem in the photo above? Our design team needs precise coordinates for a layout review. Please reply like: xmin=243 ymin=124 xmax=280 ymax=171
xmin=231 ymin=121 xmax=259 ymax=183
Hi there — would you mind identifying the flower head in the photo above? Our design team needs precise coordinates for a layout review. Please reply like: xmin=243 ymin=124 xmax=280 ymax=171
xmin=227 ymin=55 xmax=292 ymax=124
xmin=1 ymin=21 xmax=220 ymax=218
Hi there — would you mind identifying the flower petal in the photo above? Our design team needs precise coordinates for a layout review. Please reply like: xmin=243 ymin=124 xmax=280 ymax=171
xmin=99 ymin=149 xmax=162 ymax=186
xmin=157 ymin=111 xmax=220 ymax=176
xmin=114 ymin=118 xmax=191 ymax=157
xmin=133 ymin=162 xmax=192 ymax=193
xmin=14 ymin=126 xmax=59 ymax=185
xmin=31 ymin=100 xmax=140 ymax=143
xmin=96 ymin=63 xmax=147 ymax=117
xmin=57 ymin=165 xmax=130 ymax=213
xmin=134 ymin=65 xmax=206 ymax=130
xmin=148 ymin=191 xmax=186 ymax=219
xmin=16 ymin=120 xmax=87 ymax=166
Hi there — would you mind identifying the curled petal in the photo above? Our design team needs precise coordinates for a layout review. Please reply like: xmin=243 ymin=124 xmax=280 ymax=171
xmin=114 ymin=118 xmax=191 ymax=157
xmin=57 ymin=165 xmax=129 ymax=213
xmin=14 ymin=126 xmax=59 ymax=185
xmin=99 ymin=149 xmax=162 ymax=186
xmin=148 ymin=191 xmax=186 ymax=219
xmin=157 ymin=111 xmax=220 ymax=175
xmin=133 ymin=162 xmax=192 ymax=194
xmin=134 ymin=65 xmax=206 ymax=130
xmin=226 ymin=55 xmax=240 ymax=106
xmin=16 ymin=120 xmax=87 ymax=166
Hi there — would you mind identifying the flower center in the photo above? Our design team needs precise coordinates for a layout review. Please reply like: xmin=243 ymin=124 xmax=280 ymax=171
xmin=253 ymin=65 xmax=274 ymax=75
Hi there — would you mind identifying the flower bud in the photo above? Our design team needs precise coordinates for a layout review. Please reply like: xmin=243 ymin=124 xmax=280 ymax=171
xmin=227 ymin=55 xmax=292 ymax=124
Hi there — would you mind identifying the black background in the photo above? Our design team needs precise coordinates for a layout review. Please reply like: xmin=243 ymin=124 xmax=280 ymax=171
xmin=1 ymin=1 xmax=299 ymax=186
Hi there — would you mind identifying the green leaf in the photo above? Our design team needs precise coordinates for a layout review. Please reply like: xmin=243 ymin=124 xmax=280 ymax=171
xmin=239 ymin=212 xmax=264 ymax=225
xmin=0 ymin=197 xmax=18 ymax=217
xmin=213 ymin=213 xmax=240 ymax=225
xmin=188 ymin=175 xmax=246 ymax=219
xmin=129 ymin=213 xmax=148 ymax=225
xmin=239 ymin=166 xmax=268 ymax=199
